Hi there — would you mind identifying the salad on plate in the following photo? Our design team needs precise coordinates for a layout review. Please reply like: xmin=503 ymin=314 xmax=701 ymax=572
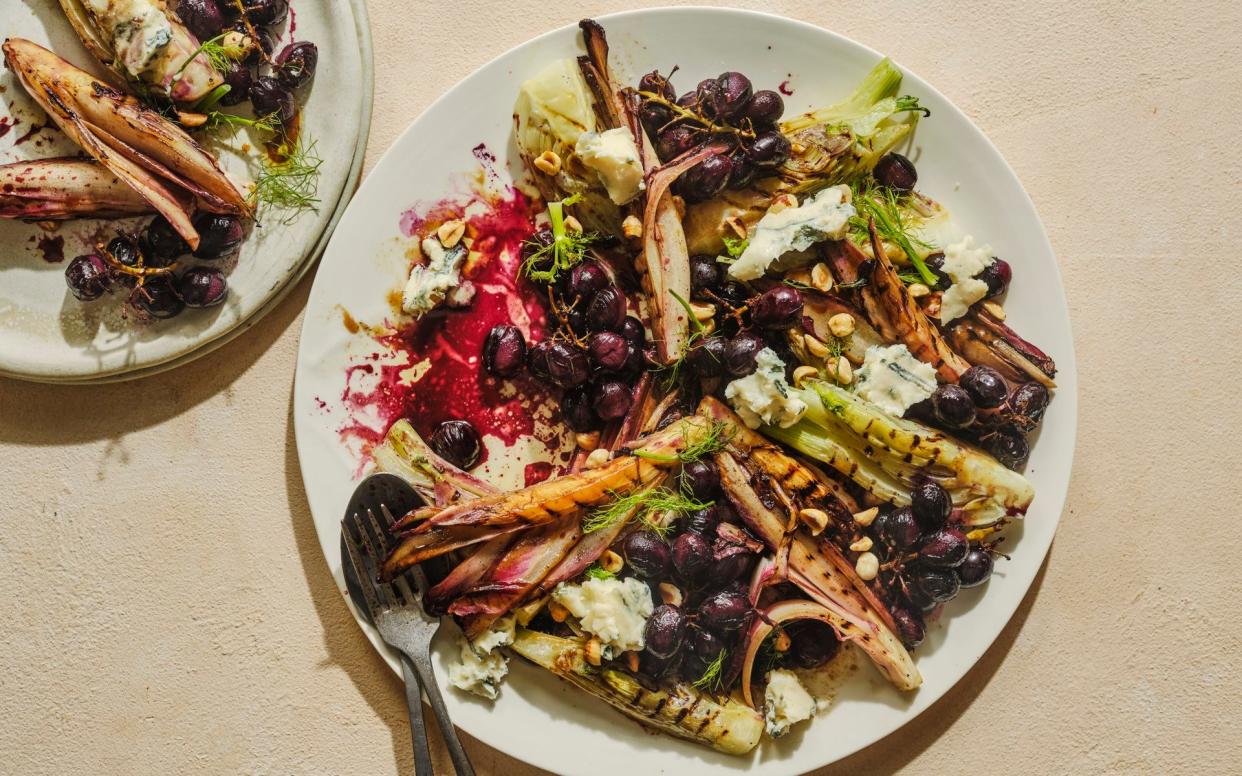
xmin=349 ymin=19 xmax=1057 ymax=756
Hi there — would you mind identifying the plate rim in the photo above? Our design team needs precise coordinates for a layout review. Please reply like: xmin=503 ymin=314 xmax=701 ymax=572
xmin=293 ymin=6 xmax=1079 ymax=773
xmin=0 ymin=0 xmax=375 ymax=385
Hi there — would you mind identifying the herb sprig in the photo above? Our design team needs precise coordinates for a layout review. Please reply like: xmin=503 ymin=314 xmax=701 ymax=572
xmin=582 ymin=486 xmax=711 ymax=536
xmin=692 ymin=649 xmax=729 ymax=693
xmin=583 ymin=564 xmax=616 ymax=581
xmin=634 ymin=418 xmax=734 ymax=465
xmin=849 ymin=182 xmax=937 ymax=286
xmin=249 ymin=137 xmax=323 ymax=224
xmin=522 ymin=194 xmax=598 ymax=283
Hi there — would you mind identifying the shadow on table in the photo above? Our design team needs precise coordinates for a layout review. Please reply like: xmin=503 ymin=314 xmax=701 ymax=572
xmin=0 ymin=278 xmax=311 ymax=448
xmin=280 ymin=395 xmax=537 ymax=775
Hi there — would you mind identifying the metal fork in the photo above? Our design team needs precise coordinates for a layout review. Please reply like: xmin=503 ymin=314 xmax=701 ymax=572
xmin=340 ymin=473 xmax=475 ymax=776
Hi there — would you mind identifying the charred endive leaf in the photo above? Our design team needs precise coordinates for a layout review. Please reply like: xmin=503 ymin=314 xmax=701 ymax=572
xmin=511 ymin=629 xmax=763 ymax=755
xmin=3 ymin=38 xmax=248 ymax=249
xmin=57 ymin=0 xmax=222 ymax=104
xmin=0 ymin=158 xmax=153 ymax=219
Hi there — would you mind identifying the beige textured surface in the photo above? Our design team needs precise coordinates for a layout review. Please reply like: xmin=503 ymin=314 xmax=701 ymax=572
xmin=2 ymin=1 xmax=1239 ymax=774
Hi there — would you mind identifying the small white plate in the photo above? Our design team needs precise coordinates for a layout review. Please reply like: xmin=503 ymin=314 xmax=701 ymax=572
xmin=294 ymin=8 xmax=1077 ymax=775
xmin=0 ymin=0 xmax=372 ymax=383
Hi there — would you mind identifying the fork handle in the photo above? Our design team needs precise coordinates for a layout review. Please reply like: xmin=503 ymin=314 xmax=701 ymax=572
xmin=400 ymin=656 xmax=436 ymax=776
xmin=408 ymin=650 xmax=476 ymax=776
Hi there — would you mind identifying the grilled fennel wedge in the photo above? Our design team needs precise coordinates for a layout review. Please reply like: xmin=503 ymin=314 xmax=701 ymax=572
xmin=511 ymin=629 xmax=763 ymax=755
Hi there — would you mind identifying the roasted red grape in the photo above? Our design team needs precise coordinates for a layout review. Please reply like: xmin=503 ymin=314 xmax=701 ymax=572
xmin=275 ymin=41 xmax=317 ymax=89
xmin=567 ymin=261 xmax=608 ymax=301
xmin=960 ymin=366 xmax=1007 ymax=409
xmin=64 ymin=254 xmax=111 ymax=301
xmin=891 ymin=607 xmax=926 ymax=648
xmin=678 ymin=155 xmax=733 ymax=201
xmin=483 ymin=324 xmax=527 ymax=377
xmin=638 ymin=70 xmax=676 ymax=100
xmin=218 ymin=60 xmax=252 ymax=105
xmin=644 ymin=605 xmax=688 ymax=659
xmin=544 ymin=341 xmax=590 ymax=388
xmin=623 ymin=531 xmax=671 ymax=579
xmin=910 ymin=480 xmax=952 ymax=532
xmin=746 ymin=131 xmax=791 ymax=169
xmin=679 ymin=460 xmax=719 ymax=500
xmin=130 ymin=276 xmax=184 ymax=319
xmin=592 ymin=380 xmax=632 ymax=421
xmin=873 ymin=152 xmax=918 ymax=191
xmin=671 ymin=531 xmax=712 ymax=586
xmin=918 ymin=528 xmax=969 ymax=567
xmin=957 ymin=548 xmax=995 ymax=587
xmin=684 ymin=506 xmax=719 ymax=536
xmin=585 ymin=286 xmax=626 ymax=332
xmin=177 ymin=0 xmax=226 ymax=40
xmin=985 ymin=426 xmax=1030 ymax=470
xmin=176 ymin=267 xmax=228 ymax=307
xmin=931 ymin=384 xmax=976 ymax=428
xmin=619 ymin=316 xmax=645 ymax=346
xmin=430 ymin=420 xmax=482 ymax=469
xmin=910 ymin=566 xmax=960 ymax=603
xmin=880 ymin=506 xmax=921 ymax=551
xmin=697 ymin=590 xmax=751 ymax=633
xmin=710 ymin=71 xmax=753 ymax=120
xmin=191 ymin=213 xmax=244 ymax=260
xmin=744 ymin=89 xmax=784 ymax=126
xmin=690 ymin=254 xmax=721 ymax=298
xmin=688 ymin=336 xmax=727 ymax=378
xmin=560 ymin=387 xmax=600 ymax=432
xmin=240 ymin=0 xmax=287 ymax=26
xmin=143 ymin=215 xmax=189 ymax=262
xmin=751 ymin=286 xmax=803 ymax=329
xmin=1010 ymin=382 xmax=1049 ymax=424
xmin=724 ymin=332 xmax=765 ymax=377
xmin=786 ymin=620 xmax=839 ymax=668
xmin=588 ymin=331 xmax=629 ymax=372
xmin=250 ymin=75 xmax=295 ymax=125
xmin=655 ymin=124 xmax=698 ymax=162
xmin=979 ymin=258 xmax=1012 ymax=298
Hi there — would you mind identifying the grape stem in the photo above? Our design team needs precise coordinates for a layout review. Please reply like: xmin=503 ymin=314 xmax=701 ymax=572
xmin=635 ymin=90 xmax=757 ymax=140
xmin=96 ymin=242 xmax=175 ymax=283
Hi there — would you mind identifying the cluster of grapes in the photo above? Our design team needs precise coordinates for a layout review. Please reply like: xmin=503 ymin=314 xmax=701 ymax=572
xmin=858 ymin=480 xmax=998 ymax=649
xmin=176 ymin=0 xmax=318 ymax=125
xmin=486 ymin=254 xmax=648 ymax=432
xmin=63 ymin=213 xmax=243 ymax=318
xmin=914 ymin=366 xmax=1049 ymax=470
xmin=623 ymin=467 xmax=839 ymax=686
xmin=637 ymin=69 xmax=790 ymax=201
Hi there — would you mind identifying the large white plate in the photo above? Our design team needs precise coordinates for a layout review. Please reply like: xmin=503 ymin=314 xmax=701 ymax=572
xmin=293 ymin=8 xmax=1078 ymax=775
xmin=0 ymin=0 xmax=371 ymax=383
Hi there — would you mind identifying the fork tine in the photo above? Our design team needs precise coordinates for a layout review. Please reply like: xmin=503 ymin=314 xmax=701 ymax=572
xmin=352 ymin=512 xmax=395 ymax=608
xmin=341 ymin=521 xmax=382 ymax=617
xmin=363 ymin=507 xmax=391 ymax=555
xmin=392 ymin=574 xmax=418 ymax=606
xmin=380 ymin=503 xmax=428 ymax=611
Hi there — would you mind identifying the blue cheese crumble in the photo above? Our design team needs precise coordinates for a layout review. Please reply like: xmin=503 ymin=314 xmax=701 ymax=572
xmin=764 ymin=668 xmax=816 ymax=738
xmin=448 ymin=614 xmax=516 ymax=700
xmin=551 ymin=576 xmax=653 ymax=656
xmin=855 ymin=344 xmax=938 ymax=417
xmin=576 ymin=128 xmax=645 ymax=205
xmin=937 ymin=234 xmax=996 ymax=323
xmin=724 ymin=348 xmax=807 ymax=429
xmin=402 ymin=238 xmax=467 ymax=318
xmin=729 ymin=185 xmax=854 ymax=281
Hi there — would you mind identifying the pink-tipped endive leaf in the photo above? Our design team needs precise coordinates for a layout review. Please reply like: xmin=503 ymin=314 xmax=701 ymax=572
xmin=0 ymin=158 xmax=153 ymax=219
